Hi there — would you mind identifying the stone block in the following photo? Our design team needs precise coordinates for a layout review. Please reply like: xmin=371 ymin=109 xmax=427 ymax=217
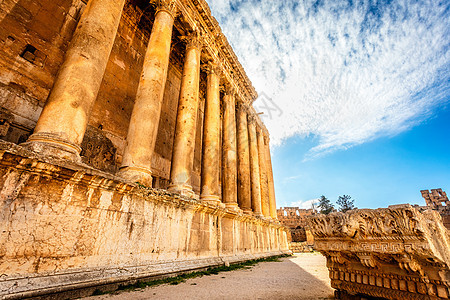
xmin=308 ymin=206 xmax=450 ymax=299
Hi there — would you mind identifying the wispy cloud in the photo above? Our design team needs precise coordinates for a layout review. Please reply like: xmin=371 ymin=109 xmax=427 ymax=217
xmin=208 ymin=0 xmax=450 ymax=159
xmin=283 ymin=174 xmax=302 ymax=182
xmin=290 ymin=198 xmax=320 ymax=209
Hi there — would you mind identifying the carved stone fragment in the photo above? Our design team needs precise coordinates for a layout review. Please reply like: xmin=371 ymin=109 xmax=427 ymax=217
xmin=80 ymin=126 xmax=117 ymax=173
xmin=308 ymin=205 xmax=450 ymax=300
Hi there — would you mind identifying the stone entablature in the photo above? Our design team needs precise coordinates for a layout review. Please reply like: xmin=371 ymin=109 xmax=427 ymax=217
xmin=308 ymin=205 xmax=450 ymax=300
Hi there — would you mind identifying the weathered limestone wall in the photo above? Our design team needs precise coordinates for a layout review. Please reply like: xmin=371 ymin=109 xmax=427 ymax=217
xmin=0 ymin=0 xmax=85 ymax=143
xmin=308 ymin=206 xmax=450 ymax=300
xmin=0 ymin=142 xmax=289 ymax=298
xmin=0 ymin=1 xmax=191 ymax=184
xmin=277 ymin=207 xmax=315 ymax=242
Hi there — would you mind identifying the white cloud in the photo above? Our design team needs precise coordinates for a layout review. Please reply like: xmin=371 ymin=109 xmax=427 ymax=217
xmin=290 ymin=198 xmax=320 ymax=209
xmin=207 ymin=0 xmax=450 ymax=158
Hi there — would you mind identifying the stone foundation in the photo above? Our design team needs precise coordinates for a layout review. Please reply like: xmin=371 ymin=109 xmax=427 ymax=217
xmin=289 ymin=242 xmax=313 ymax=253
xmin=0 ymin=141 xmax=289 ymax=298
xmin=308 ymin=205 xmax=450 ymax=300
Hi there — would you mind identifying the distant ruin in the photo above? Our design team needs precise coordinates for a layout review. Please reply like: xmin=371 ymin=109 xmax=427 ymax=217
xmin=421 ymin=189 xmax=450 ymax=229
xmin=277 ymin=207 xmax=315 ymax=252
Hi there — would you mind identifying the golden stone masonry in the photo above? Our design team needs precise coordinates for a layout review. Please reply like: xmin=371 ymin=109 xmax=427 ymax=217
xmin=0 ymin=0 xmax=289 ymax=298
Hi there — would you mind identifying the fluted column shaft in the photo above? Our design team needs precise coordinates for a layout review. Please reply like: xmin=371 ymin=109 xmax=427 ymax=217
xmin=257 ymin=128 xmax=270 ymax=217
xmin=169 ymin=34 xmax=201 ymax=196
xmin=118 ymin=6 xmax=176 ymax=186
xmin=25 ymin=0 xmax=126 ymax=160
xmin=248 ymin=117 xmax=263 ymax=217
xmin=236 ymin=102 xmax=252 ymax=214
xmin=200 ymin=62 xmax=221 ymax=205
xmin=222 ymin=89 xmax=239 ymax=211
xmin=265 ymin=136 xmax=277 ymax=219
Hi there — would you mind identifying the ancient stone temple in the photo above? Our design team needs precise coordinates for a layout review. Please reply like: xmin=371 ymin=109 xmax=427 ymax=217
xmin=0 ymin=0 xmax=289 ymax=297
xmin=308 ymin=205 xmax=450 ymax=300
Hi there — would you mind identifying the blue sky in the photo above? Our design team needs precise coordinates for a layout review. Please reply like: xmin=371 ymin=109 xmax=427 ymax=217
xmin=207 ymin=0 xmax=450 ymax=209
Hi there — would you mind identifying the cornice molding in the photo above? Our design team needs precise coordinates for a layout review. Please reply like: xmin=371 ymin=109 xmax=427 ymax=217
xmin=172 ymin=0 xmax=258 ymax=103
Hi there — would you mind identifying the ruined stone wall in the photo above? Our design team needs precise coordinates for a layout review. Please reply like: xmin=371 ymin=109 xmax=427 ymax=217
xmin=277 ymin=207 xmax=314 ymax=242
xmin=421 ymin=189 xmax=450 ymax=230
xmin=0 ymin=143 xmax=289 ymax=298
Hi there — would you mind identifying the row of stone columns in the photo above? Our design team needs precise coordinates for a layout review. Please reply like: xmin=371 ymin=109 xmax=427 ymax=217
xmin=23 ymin=0 xmax=277 ymax=219
xmin=198 ymin=73 xmax=276 ymax=218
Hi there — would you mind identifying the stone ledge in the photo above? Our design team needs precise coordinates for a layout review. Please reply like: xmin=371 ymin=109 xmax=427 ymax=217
xmin=0 ymin=140 xmax=285 ymax=227
xmin=1 ymin=251 xmax=290 ymax=299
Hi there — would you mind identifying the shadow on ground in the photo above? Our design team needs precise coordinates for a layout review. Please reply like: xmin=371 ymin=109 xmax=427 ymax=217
xmin=84 ymin=253 xmax=334 ymax=300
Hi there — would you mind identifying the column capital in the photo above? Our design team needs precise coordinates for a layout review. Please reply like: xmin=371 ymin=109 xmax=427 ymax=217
xmin=224 ymin=83 xmax=235 ymax=96
xmin=203 ymin=60 xmax=222 ymax=76
xmin=156 ymin=0 xmax=178 ymax=18
xmin=236 ymin=99 xmax=248 ymax=113
xmin=247 ymin=114 xmax=257 ymax=125
xmin=182 ymin=30 xmax=203 ymax=51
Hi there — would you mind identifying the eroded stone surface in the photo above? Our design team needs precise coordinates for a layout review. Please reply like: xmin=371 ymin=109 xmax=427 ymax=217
xmin=0 ymin=145 xmax=289 ymax=298
xmin=308 ymin=206 xmax=450 ymax=300
xmin=421 ymin=189 xmax=450 ymax=230
xmin=277 ymin=207 xmax=315 ymax=253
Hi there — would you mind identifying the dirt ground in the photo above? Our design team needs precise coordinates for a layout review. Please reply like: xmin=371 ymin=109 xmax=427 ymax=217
xmin=84 ymin=252 xmax=334 ymax=300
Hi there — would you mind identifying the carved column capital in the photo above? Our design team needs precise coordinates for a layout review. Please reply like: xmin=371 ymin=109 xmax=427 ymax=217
xmin=156 ymin=0 xmax=178 ymax=18
xmin=236 ymin=99 xmax=248 ymax=113
xmin=224 ymin=83 xmax=235 ymax=96
xmin=182 ymin=30 xmax=203 ymax=51
xmin=204 ymin=60 xmax=222 ymax=76
xmin=247 ymin=114 xmax=257 ymax=125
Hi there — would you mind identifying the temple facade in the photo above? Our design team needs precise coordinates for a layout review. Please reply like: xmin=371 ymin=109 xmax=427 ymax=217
xmin=0 ymin=0 xmax=289 ymax=298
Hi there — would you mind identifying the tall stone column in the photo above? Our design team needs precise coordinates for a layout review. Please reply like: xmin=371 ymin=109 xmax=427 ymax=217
xmin=248 ymin=115 xmax=263 ymax=217
xmin=118 ymin=2 xmax=177 ymax=187
xmin=24 ymin=0 xmax=126 ymax=160
xmin=222 ymin=87 xmax=240 ymax=211
xmin=236 ymin=101 xmax=252 ymax=214
xmin=200 ymin=61 xmax=221 ymax=205
xmin=257 ymin=128 xmax=270 ymax=218
xmin=168 ymin=32 xmax=202 ymax=196
xmin=264 ymin=135 xmax=277 ymax=219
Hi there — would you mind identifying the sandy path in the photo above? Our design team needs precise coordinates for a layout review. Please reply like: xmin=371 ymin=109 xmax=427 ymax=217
xmin=84 ymin=253 xmax=334 ymax=300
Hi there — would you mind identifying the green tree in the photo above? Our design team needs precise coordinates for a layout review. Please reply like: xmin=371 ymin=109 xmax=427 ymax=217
xmin=318 ymin=195 xmax=334 ymax=215
xmin=337 ymin=195 xmax=356 ymax=212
